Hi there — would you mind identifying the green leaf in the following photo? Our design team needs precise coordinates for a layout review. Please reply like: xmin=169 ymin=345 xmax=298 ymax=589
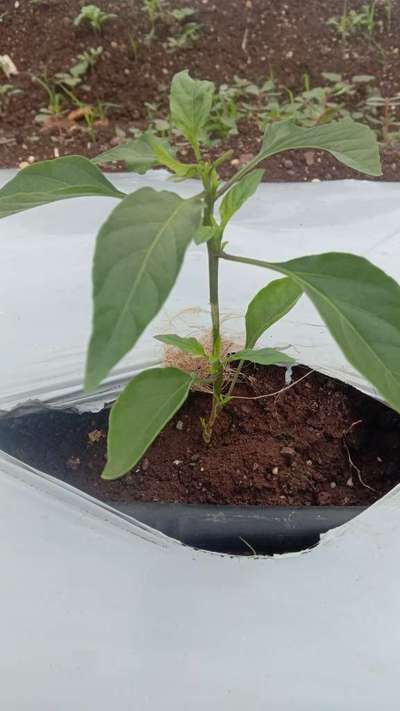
xmin=258 ymin=119 xmax=381 ymax=176
xmin=93 ymin=134 xmax=155 ymax=173
xmin=170 ymin=70 xmax=215 ymax=148
xmin=0 ymin=156 xmax=124 ymax=219
xmin=155 ymin=333 xmax=207 ymax=357
xmin=194 ymin=225 xmax=219 ymax=245
xmin=94 ymin=133 xmax=161 ymax=174
xmin=245 ymin=277 xmax=303 ymax=348
xmin=145 ymin=134 xmax=200 ymax=178
xmin=85 ymin=188 xmax=203 ymax=390
xmin=102 ymin=367 xmax=193 ymax=480
xmin=267 ymin=253 xmax=400 ymax=412
xmin=219 ymin=169 xmax=264 ymax=227
xmin=228 ymin=347 xmax=294 ymax=366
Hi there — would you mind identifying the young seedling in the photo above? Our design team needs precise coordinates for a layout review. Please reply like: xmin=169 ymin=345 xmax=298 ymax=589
xmin=365 ymin=92 xmax=400 ymax=144
xmin=385 ymin=0 xmax=393 ymax=30
xmin=328 ymin=0 xmax=379 ymax=41
xmin=74 ymin=4 xmax=116 ymax=32
xmin=128 ymin=34 xmax=140 ymax=61
xmin=59 ymin=84 xmax=115 ymax=138
xmin=166 ymin=7 xmax=201 ymax=52
xmin=142 ymin=0 xmax=165 ymax=40
xmin=2 ymin=70 xmax=400 ymax=482
xmin=165 ymin=21 xmax=201 ymax=52
xmin=0 ymin=83 xmax=21 ymax=105
xmin=33 ymin=74 xmax=64 ymax=123
xmin=55 ymin=47 xmax=103 ymax=89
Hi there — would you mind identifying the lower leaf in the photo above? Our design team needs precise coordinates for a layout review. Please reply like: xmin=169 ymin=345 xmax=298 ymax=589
xmin=155 ymin=333 xmax=207 ymax=357
xmin=228 ymin=347 xmax=294 ymax=366
xmin=102 ymin=367 xmax=193 ymax=480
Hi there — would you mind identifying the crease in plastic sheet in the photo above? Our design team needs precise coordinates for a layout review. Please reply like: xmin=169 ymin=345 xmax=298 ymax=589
xmin=2 ymin=171 xmax=400 ymax=708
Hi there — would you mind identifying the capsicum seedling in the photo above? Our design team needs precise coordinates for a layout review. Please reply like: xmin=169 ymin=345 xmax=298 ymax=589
xmin=2 ymin=70 xmax=400 ymax=482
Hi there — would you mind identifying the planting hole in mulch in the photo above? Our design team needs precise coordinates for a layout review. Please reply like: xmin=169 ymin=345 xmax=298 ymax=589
xmin=1 ymin=365 xmax=399 ymax=510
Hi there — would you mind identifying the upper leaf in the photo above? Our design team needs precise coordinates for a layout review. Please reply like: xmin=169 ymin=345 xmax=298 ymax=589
xmin=268 ymin=252 xmax=400 ymax=412
xmin=102 ymin=367 xmax=193 ymax=480
xmin=93 ymin=133 xmax=160 ymax=174
xmin=85 ymin=188 xmax=203 ymax=390
xmin=245 ymin=277 xmax=303 ymax=348
xmin=170 ymin=70 xmax=215 ymax=148
xmin=145 ymin=134 xmax=200 ymax=178
xmin=194 ymin=225 xmax=220 ymax=245
xmin=155 ymin=333 xmax=207 ymax=357
xmin=0 ymin=156 xmax=124 ymax=219
xmin=228 ymin=347 xmax=294 ymax=366
xmin=219 ymin=169 xmax=264 ymax=227
xmin=258 ymin=119 xmax=381 ymax=176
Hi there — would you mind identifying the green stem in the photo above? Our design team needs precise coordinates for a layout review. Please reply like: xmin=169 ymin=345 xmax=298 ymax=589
xmin=220 ymin=251 xmax=269 ymax=270
xmin=225 ymin=358 xmax=244 ymax=400
xmin=207 ymin=241 xmax=221 ymax=352
xmin=201 ymin=169 xmax=224 ymax=444
xmin=203 ymin=241 xmax=224 ymax=443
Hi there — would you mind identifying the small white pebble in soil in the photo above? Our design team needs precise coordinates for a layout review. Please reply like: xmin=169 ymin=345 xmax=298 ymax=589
xmin=230 ymin=158 xmax=240 ymax=166
xmin=67 ymin=456 xmax=80 ymax=470
xmin=330 ymin=481 xmax=337 ymax=489
xmin=311 ymin=178 xmax=321 ymax=183
xmin=142 ymin=458 xmax=149 ymax=471
xmin=19 ymin=161 xmax=29 ymax=169
xmin=176 ymin=420 xmax=184 ymax=431
xmin=173 ymin=459 xmax=182 ymax=466
xmin=377 ymin=456 xmax=383 ymax=463
xmin=285 ymin=365 xmax=293 ymax=385
xmin=27 ymin=155 xmax=35 ymax=164
xmin=272 ymin=466 xmax=279 ymax=475
xmin=54 ymin=147 xmax=60 ymax=158
xmin=306 ymin=460 xmax=313 ymax=466
xmin=346 ymin=477 xmax=354 ymax=487
xmin=285 ymin=50 xmax=293 ymax=58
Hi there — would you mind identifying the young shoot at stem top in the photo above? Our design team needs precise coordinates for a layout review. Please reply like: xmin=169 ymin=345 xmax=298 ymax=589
xmin=2 ymin=70 xmax=400 ymax=482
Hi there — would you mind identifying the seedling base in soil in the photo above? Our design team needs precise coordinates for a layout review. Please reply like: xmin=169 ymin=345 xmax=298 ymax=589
xmin=1 ymin=365 xmax=399 ymax=507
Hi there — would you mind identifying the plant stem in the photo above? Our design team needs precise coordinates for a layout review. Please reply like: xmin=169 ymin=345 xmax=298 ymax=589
xmin=203 ymin=240 xmax=224 ymax=443
xmin=201 ymin=169 xmax=224 ymax=443
xmin=207 ymin=240 xmax=221 ymax=353
xmin=220 ymin=250 xmax=269 ymax=270
xmin=225 ymin=358 xmax=244 ymax=399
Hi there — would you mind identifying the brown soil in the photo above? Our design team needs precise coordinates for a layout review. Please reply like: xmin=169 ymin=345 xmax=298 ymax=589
xmin=1 ymin=0 xmax=400 ymax=180
xmin=1 ymin=365 xmax=399 ymax=507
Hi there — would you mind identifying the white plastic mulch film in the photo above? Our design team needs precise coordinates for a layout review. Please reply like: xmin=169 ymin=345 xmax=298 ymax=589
xmin=1 ymin=170 xmax=400 ymax=710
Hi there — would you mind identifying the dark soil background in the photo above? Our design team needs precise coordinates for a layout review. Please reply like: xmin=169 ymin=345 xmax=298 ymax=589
xmin=1 ymin=0 xmax=400 ymax=180
xmin=1 ymin=366 xmax=400 ymax=506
